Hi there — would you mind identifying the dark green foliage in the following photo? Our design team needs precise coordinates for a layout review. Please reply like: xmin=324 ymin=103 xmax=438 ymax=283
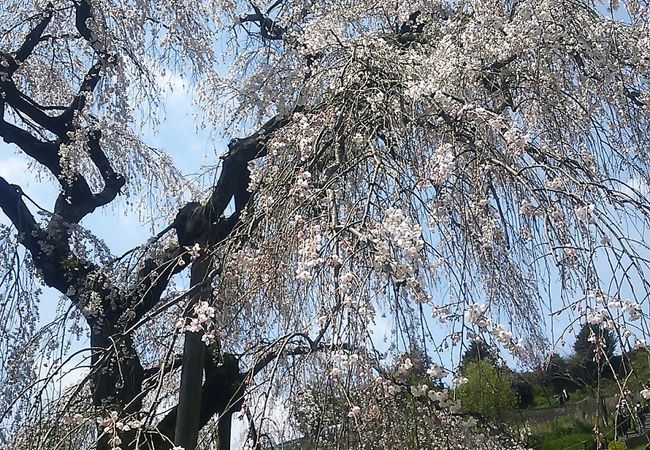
xmin=512 ymin=379 xmax=534 ymax=409
xmin=541 ymin=353 xmax=576 ymax=394
xmin=460 ymin=340 xmax=498 ymax=369
xmin=571 ymin=324 xmax=617 ymax=385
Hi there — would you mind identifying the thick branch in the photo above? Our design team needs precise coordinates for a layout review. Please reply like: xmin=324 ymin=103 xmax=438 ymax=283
xmin=0 ymin=119 xmax=61 ymax=175
xmin=202 ymin=113 xmax=291 ymax=228
xmin=58 ymin=60 xmax=104 ymax=130
xmin=51 ymin=130 xmax=125 ymax=224
xmin=139 ymin=114 xmax=294 ymax=329
xmin=86 ymin=129 xmax=126 ymax=206
xmin=150 ymin=332 xmax=358 ymax=449
xmin=0 ymin=177 xmax=41 ymax=248
xmin=1 ymin=82 xmax=67 ymax=135
xmin=171 ymin=112 xmax=291 ymax=251
xmin=73 ymin=0 xmax=94 ymax=42
xmin=0 ymin=4 xmax=54 ymax=75
xmin=239 ymin=3 xmax=285 ymax=41
xmin=0 ymin=176 xmax=83 ymax=293
xmin=1 ymin=0 xmax=122 ymax=226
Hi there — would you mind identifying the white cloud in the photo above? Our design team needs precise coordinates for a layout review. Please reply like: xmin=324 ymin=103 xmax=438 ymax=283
xmin=0 ymin=153 xmax=27 ymax=179
xmin=368 ymin=313 xmax=392 ymax=349
xmin=0 ymin=151 xmax=53 ymax=198
xmin=140 ymin=70 xmax=220 ymax=177
xmin=230 ymin=395 xmax=298 ymax=449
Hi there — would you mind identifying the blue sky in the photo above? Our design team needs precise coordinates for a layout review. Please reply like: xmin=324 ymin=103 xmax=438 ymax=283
xmin=0 ymin=71 xmax=217 ymax=249
xmin=0 ymin=74 xmax=263 ymax=448
xmin=2 ymin=5 xmax=650 ymax=440
xmin=0 ymin=69 xmax=595 ymax=373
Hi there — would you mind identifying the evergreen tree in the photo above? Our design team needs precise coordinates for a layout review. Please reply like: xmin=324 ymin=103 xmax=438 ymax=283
xmin=1 ymin=1 xmax=650 ymax=448
xmin=460 ymin=340 xmax=499 ymax=369
xmin=571 ymin=323 xmax=617 ymax=385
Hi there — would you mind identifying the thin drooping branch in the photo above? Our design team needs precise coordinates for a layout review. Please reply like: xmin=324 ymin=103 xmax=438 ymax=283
xmin=0 ymin=8 xmax=143 ymax=444
xmin=3 ymin=16 xmax=421 ymax=444
xmin=153 ymin=335 xmax=366 ymax=447
xmin=148 ymin=353 xmax=243 ymax=450
xmin=1 ymin=1 xmax=120 ymax=228
xmin=247 ymin=334 xmax=363 ymax=380
xmin=0 ymin=173 xmax=145 ymax=439
xmin=129 ymin=113 xmax=291 ymax=336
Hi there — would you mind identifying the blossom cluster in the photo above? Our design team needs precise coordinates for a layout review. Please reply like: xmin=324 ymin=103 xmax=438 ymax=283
xmin=176 ymin=300 xmax=218 ymax=346
xmin=464 ymin=304 xmax=525 ymax=357
xmin=96 ymin=411 xmax=144 ymax=450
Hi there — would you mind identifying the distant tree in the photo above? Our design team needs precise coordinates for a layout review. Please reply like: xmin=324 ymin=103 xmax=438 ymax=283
xmin=512 ymin=379 xmax=534 ymax=409
xmin=540 ymin=353 xmax=576 ymax=394
xmin=3 ymin=1 xmax=650 ymax=449
xmin=456 ymin=361 xmax=519 ymax=421
xmin=460 ymin=340 xmax=499 ymax=369
xmin=461 ymin=342 xmax=534 ymax=409
xmin=571 ymin=324 xmax=617 ymax=385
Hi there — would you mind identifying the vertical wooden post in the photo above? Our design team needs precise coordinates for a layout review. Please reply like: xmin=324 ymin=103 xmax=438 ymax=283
xmin=174 ymin=256 xmax=210 ymax=449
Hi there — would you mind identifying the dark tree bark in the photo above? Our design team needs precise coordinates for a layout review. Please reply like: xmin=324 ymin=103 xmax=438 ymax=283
xmin=0 ymin=2 xmax=307 ymax=449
